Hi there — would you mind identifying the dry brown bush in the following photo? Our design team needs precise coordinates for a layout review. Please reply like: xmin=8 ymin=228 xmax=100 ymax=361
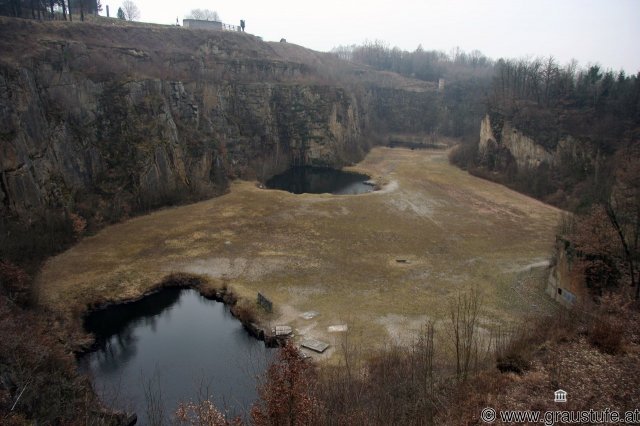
xmin=588 ymin=316 xmax=624 ymax=354
xmin=222 ymin=288 xmax=238 ymax=305
xmin=0 ymin=261 xmax=31 ymax=306
xmin=0 ymin=295 xmax=121 ymax=423
xmin=230 ymin=299 xmax=257 ymax=325
xmin=251 ymin=342 xmax=320 ymax=426
xmin=175 ymin=399 xmax=243 ymax=425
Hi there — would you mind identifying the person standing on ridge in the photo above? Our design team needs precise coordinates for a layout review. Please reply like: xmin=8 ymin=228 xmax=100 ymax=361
xmin=240 ymin=19 xmax=245 ymax=31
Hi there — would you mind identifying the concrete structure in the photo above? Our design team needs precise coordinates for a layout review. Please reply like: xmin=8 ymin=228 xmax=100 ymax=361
xmin=183 ymin=19 xmax=241 ymax=31
xmin=183 ymin=19 xmax=223 ymax=30
xmin=300 ymin=338 xmax=329 ymax=353
xmin=546 ymin=238 xmax=583 ymax=307
xmin=273 ymin=325 xmax=293 ymax=336
xmin=257 ymin=292 xmax=273 ymax=312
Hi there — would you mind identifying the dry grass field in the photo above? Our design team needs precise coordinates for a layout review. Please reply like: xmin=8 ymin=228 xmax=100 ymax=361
xmin=37 ymin=147 xmax=562 ymax=358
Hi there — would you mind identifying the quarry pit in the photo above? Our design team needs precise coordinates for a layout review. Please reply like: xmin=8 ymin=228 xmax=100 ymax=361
xmin=37 ymin=146 xmax=562 ymax=358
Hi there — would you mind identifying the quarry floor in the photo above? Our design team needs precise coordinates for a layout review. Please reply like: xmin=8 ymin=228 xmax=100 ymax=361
xmin=37 ymin=147 xmax=562 ymax=360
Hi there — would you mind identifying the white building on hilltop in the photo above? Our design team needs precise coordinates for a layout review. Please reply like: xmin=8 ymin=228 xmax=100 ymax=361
xmin=182 ymin=19 xmax=240 ymax=31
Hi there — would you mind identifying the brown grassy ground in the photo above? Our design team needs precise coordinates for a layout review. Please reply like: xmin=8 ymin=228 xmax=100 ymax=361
xmin=36 ymin=147 xmax=561 ymax=359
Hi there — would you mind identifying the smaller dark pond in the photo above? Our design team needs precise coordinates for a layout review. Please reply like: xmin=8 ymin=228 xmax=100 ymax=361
xmin=387 ymin=140 xmax=441 ymax=150
xmin=265 ymin=166 xmax=374 ymax=195
xmin=78 ymin=288 xmax=272 ymax=423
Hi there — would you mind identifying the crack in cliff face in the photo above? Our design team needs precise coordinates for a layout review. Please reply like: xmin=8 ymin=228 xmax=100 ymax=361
xmin=0 ymin=171 xmax=11 ymax=210
xmin=1 ymin=162 xmax=27 ymax=174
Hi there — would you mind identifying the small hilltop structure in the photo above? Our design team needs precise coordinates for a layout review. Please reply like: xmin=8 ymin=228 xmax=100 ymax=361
xmin=183 ymin=18 xmax=245 ymax=32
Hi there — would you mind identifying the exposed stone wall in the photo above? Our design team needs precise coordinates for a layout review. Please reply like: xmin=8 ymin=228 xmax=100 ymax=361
xmin=546 ymin=239 xmax=584 ymax=307
xmin=0 ymin=18 xmax=439 ymax=227
xmin=0 ymin=71 xmax=367 ymax=221
xmin=479 ymin=114 xmax=554 ymax=169
xmin=183 ymin=19 xmax=223 ymax=31
xmin=478 ymin=113 xmax=595 ymax=172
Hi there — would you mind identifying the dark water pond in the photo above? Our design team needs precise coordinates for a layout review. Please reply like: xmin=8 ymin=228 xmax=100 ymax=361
xmin=265 ymin=166 xmax=374 ymax=195
xmin=79 ymin=288 xmax=271 ymax=422
xmin=387 ymin=140 xmax=440 ymax=149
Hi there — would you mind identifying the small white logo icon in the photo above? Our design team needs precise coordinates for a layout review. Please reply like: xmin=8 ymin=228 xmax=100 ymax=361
xmin=481 ymin=407 xmax=496 ymax=423
xmin=554 ymin=389 xmax=567 ymax=403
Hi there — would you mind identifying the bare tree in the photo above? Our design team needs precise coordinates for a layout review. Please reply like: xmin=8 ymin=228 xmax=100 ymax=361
xmin=142 ymin=368 xmax=165 ymax=426
xmin=121 ymin=0 xmax=139 ymax=21
xmin=186 ymin=8 xmax=219 ymax=21
xmin=448 ymin=286 xmax=482 ymax=381
xmin=331 ymin=45 xmax=355 ymax=61
xmin=413 ymin=320 xmax=436 ymax=395
xmin=605 ymin=149 xmax=640 ymax=299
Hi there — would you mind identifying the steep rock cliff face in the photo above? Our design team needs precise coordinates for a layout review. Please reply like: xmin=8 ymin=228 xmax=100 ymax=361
xmin=478 ymin=113 xmax=595 ymax=174
xmin=479 ymin=114 xmax=554 ymax=169
xmin=0 ymin=18 xmax=437 ymax=228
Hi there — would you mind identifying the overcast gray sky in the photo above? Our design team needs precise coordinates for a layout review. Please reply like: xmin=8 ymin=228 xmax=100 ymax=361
xmin=105 ymin=0 xmax=640 ymax=73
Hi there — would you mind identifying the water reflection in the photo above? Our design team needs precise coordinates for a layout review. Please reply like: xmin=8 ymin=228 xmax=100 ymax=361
xmin=79 ymin=289 xmax=271 ymax=422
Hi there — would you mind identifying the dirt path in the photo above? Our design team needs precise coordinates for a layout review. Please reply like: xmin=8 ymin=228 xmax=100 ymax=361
xmin=37 ymin=148 xmax=562 ymax=358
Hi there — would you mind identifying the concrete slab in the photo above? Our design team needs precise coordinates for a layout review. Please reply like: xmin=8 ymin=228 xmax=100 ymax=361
xmin=327 ymin=324 xmax=348 ymax=332
xmin=300 ymin=338 xmax=329 ymax=353
xmin=273 ymin=325 xmax=293 ymax=336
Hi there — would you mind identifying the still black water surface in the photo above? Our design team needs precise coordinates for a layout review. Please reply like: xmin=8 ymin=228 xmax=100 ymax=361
xmin=79 ymin=288 xmax=271 ymax=422
xmin=265 ymin=166 xmax=373 ymax=194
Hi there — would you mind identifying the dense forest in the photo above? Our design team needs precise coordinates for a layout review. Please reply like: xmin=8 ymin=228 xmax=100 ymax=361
xmin=455 ymin=58 xmax=639 ymax=208
xmin=333 ymin=42 xmax=639 ymax=169
xmin=0 ymin=0 xmax=99 ymax=20
xmin=333 ymin=41 xmax=495 ymax=142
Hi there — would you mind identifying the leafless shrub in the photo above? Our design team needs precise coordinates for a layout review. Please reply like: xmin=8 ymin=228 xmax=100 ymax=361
xmin=447 ymin=286 xmax=482 ymax=381
xmin=142 ymin=367 xmax=166 ymax=426
xmin=175 ymin=399 xmax=242 ymax=425
xmin=0 ymin=261 xmax=31 ymax=306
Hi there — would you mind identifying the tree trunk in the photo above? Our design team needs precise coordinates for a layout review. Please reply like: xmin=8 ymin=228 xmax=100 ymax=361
xmin=11 ymin=0 xmax=21 ymax=17
xmin=606 ymin=203 xmax=638 ymax=298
